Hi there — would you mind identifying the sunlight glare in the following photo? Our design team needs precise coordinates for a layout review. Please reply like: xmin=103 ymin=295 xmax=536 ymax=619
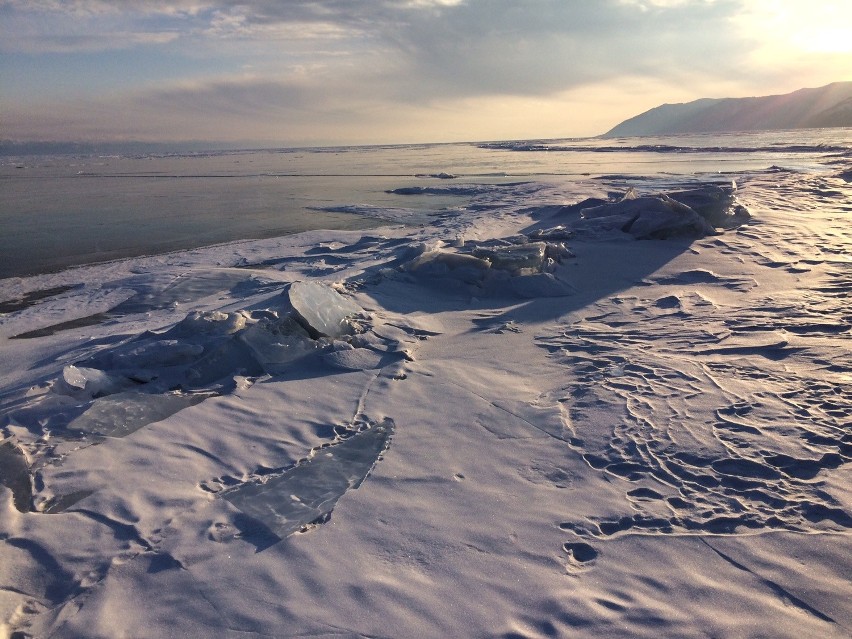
xmin=739 ymin=1 xmax=852 ymax=55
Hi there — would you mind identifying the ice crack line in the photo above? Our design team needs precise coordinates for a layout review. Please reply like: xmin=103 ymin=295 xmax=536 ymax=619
xmin=699 ymin=538 xmax=837 ymax=626
xmin=441 ymin=376 xmax=567 ymax=443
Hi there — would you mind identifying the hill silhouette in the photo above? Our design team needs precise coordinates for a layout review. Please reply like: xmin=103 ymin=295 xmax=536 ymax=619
xmin=604 ymin=82 xmax=852 ymax=137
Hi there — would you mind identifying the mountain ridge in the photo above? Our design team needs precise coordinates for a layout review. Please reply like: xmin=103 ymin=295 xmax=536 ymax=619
xmin=604 ymin=82 xmax=852 ymax=137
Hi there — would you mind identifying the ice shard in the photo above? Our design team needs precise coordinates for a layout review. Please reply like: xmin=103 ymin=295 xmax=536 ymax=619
xmin=222 ymin=418 xmax=393 ymax=540
xmin=66 ymin=391 xmax=210 ymax=438
xmin=239 ymin=315 xmax=318 ymax=372
xmin=288 ymin=281 xmax=362 ymax=338
xmin=473 ymin=242 xmax=548 ymax=274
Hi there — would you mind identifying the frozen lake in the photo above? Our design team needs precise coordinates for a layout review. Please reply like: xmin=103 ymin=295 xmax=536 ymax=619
xmin=1 ymin=128 xmax=851 ymax=638
xmin=2 ymin=130 xmax=847 ymax=278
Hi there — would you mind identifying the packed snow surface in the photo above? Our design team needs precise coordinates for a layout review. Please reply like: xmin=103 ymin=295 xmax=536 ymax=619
xmin=1 ymin=139 xmax=851 ymax=639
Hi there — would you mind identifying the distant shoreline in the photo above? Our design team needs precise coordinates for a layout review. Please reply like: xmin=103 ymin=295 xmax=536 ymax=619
xmin=604 ymin=81 xmax=852 ymax=137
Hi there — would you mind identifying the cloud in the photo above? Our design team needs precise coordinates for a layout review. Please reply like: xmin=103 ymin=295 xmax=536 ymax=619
xmin=2 ymin=74 xmax=375 ymax=143
xmin=2 ymin=1 xmax=745 ymax=58
xmin=4 ymin=0 xmax=844 ymax=144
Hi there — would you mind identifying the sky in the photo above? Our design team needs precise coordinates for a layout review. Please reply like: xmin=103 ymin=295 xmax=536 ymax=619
xmin=1 ymin=0 xmax=850 ymax=146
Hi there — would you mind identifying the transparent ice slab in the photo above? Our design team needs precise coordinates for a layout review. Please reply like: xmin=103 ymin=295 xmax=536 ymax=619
xmin=473 ymin=242 xmax=547 ymax=274
xmin=222 ymin=418 xmax=393 ymax=540
xmin=66 ymin=391 xmax=210 ymax=438
xmin=238 ymin=315 xmax=318 ymax=372
xmin=288 ymin=281 xmax=362 ymax=338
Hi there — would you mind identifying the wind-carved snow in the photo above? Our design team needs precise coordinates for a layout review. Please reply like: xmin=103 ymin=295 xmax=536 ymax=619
xmin=0 ymin=439 xmax=31 ymax=512
xmin=218 ymin=417 xmax=394 ymax=541
xmin=542 ymin=284 xmax=851 ymax=537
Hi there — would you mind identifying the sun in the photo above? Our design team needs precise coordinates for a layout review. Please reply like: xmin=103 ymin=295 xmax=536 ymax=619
xmin=739 ymin=1 xmax=852 ymax=54
xmin=731 ymin=0 xmax=852 ymax=87
xmin=784 ymin=13 xmax=852 ymax=54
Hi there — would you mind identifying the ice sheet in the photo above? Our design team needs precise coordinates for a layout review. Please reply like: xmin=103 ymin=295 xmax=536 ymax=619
xmin=1 ymin=142 xmax=850 ymax=639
